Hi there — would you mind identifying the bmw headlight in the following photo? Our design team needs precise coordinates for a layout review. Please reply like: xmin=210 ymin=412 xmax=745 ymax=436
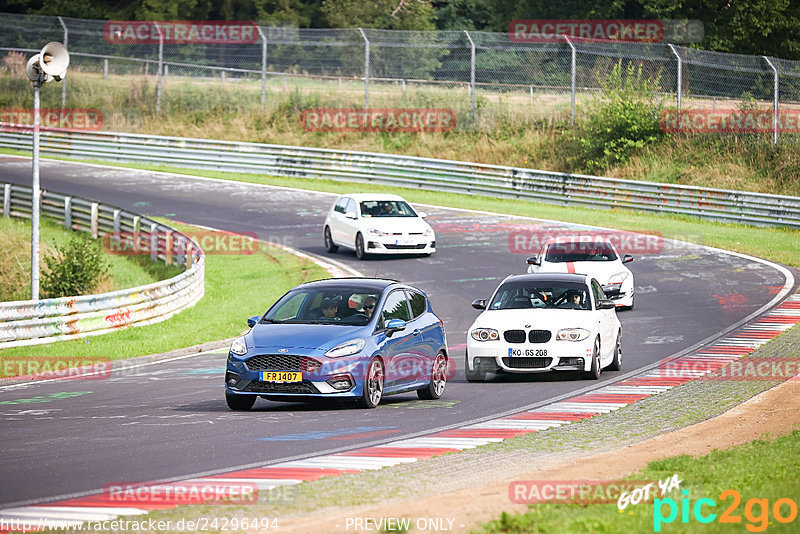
xmin=470 ymin=328 xmax=500 ymax=341
xmin=230 ymin=337 xmax=247 ymax=356
xmin=325 ymin=338 xmax=366 ymax=358
xmin=608 ymin=271 xmax=628 ymax=285
xmin=556 ymin=328 xmax=591 ymax=342
xmin=368 ymin=228 xmax=389 ymax=237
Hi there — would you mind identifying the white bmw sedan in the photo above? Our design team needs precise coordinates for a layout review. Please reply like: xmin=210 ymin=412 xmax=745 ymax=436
xmin=526 ymin=237 xmax=635 ymax=309
xmin=465 ymin=273 xmax=622 ymax=382
xmin=323 ymin=193 xmax=436 ymax=260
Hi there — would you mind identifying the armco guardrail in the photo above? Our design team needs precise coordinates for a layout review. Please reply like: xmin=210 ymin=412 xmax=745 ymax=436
xmin=1 ymin=128 xmax=799 ymax=229
xmin=0 ymin=181 xmax=205 ymax=348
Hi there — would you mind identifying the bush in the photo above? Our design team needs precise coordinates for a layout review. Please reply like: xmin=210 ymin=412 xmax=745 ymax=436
xmin=41 ymin=235 xmax=109 ymax=298
xmin=567 ymin=61 xmax=665 ymax=173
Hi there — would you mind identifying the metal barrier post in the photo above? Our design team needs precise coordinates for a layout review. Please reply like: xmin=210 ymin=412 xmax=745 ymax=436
xmin=103 ymin=58 xmax=108 ymax=79
xmin=668 ymin=44 xmax=682 ymax=110
xmin=359 ymin=28 xmax=369 ymax=109
xmin=150 ymin=223 xmax=158 ymax=262
xmin=64 ymin=196 xmax=72 ymax=229
xmin=154 ymin=22 xmax=163 ymax=113
xmin=90 ymin=202 xmax=99 ymax=239
xmin=58 ymin=16 xmax=68 ymax=108
xmin=464 ymin=30 xmax=475 ymax=118
xmin=564 ymin=35 xmax=576 ymax=126
xmin=3 ymin=184 xmax=9 ymax=218
xmin=763 ymin=56 xmax=779 ymax=146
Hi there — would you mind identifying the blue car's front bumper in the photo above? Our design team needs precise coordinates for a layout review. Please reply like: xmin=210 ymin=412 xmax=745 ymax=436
xmin=225 ymin=351 xmax=369 ymax=400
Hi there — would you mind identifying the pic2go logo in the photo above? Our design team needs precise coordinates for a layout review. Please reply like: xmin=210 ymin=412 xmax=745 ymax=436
xmin=654 ymin=490 xmax=798 ymax=532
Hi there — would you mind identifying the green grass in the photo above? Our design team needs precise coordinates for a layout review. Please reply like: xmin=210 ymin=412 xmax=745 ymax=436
xmin=476 ymin=430 xmax=800 ymax=533
xmin=0 ymin=220 xmax=329 ymax=360
xmin=0 ymin=215 xmax=180 ymax=301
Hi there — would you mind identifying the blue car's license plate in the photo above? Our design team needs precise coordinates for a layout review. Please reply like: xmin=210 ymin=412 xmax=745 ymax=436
xmin=261 ymin=371 xmax=302 ymax=382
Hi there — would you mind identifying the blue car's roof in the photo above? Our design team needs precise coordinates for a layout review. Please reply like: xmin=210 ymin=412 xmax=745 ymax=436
xmin=297 ymin=278 xmax=403 ymax=291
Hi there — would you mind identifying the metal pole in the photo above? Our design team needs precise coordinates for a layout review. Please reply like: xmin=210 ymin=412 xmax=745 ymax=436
xmin=359 ymin=28 xmax=369 ymax=109
xmin=257 ymin=26 xmax=267 ymax=110
xmin=668 ymin=44 xmax=682 ymax=110
xmin=103 ymin=58 xmax=108 ymax=79
xmin=154 ymin=22 xmax=163 ymax=113
xmin=564 ymin=35 xmax=576 ymax=126
xmin=464 ymin=30 xmax=475 ymax=118
xmin=763 ymin=56 xmax=779 ymax=146
xmin=31 ymin=79 xmax=41 ymax=300
xmin=58 ymin=16 xmax=67 ymax=108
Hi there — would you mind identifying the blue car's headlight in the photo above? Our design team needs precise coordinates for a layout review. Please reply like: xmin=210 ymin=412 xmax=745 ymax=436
xmin=325 ymin=338 xmax=366 ymax=358
xmin=230 ymin=337 xmax=247 ymax=356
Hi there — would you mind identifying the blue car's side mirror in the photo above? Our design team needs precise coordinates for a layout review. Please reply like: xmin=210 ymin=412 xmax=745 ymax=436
xmin=385 ymin=318 xmax=407 ymax=337
xmin=247 ymin=315 xmax=260 ymax=328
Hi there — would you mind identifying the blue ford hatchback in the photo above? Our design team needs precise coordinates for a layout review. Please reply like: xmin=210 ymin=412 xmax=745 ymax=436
xmin=225 ymin=278 xmax=448 ymax=409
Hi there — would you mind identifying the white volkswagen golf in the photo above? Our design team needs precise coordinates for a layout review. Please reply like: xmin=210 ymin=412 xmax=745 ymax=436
xmin=526 ymin=236 xmax=634 ymax=309
xmin=323 ymin=193 xmax=436 ymax=260
xmin=465 ymin=273 xmax=622 ymax=382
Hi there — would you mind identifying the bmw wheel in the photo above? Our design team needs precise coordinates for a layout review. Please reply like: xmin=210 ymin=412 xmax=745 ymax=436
xmin=357 ymin=357 xmax=384 ymax=408
xmin=355 ymin=233 xmax=367 ymax=260
xmin=324 ymin=226 xmax=338 ymax=253
xmin=608 ymin=330 xmax=622 ymax=371
xmin=418 ymin=353 xmax=447 ymax=400
xmin=584 ymin=338 xmax=601 ymax=380
xmin=226 ymin=393 xmax=256 ymax=411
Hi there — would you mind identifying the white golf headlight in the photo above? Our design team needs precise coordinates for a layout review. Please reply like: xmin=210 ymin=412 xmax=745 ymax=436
xmin=368 ymin=228 xmax=388 ymax=236
xmin=608 ymin=271 xmax=628 ymax=285
xmin=423 ymin=226 xmax=434 ymax=236
xmin=556 ymin=328 xmax=591 ymax=342
xmin=470 ymin=328 xmax=500 ymax=341
xmin=325 ymin=338 xmax=366 ymax=358
xmin=230 ymin=337 xmax=247 ymax=356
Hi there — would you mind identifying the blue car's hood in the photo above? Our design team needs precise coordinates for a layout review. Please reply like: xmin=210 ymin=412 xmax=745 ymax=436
xmin=247 ymin=323 xmax=368 ymax=353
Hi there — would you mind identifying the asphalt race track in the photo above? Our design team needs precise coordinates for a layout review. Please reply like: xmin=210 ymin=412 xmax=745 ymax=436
xmin=0 ymin=157 xmax=793 ymax=507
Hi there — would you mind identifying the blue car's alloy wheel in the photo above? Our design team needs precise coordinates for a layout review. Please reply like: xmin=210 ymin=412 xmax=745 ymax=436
xmin=358 ymin=358 xmax=384 ymax=408
xmin=418 ymin=352 xmax=447 ymax=399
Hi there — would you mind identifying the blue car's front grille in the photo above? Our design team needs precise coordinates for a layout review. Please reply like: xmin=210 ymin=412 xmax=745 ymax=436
xmin=244 ymin=381 xmax=319 ymax=394
xmin=244 ymin=354 xmax=319 ymax=372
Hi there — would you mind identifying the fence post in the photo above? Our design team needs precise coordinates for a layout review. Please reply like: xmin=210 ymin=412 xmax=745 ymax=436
xmin=154 ymin=22 xmax=164 ymax=113
xmin=763 ymin=56 xmax=779 ymax=146
xmin=668 ymin=44 xmax=682 ymax=110
xmin=63 ymin=195 xmax=71 ymax=229
xmin=3 ymin=184 xmax=10 ymax=218
xmin=58 ymin=16 xmax=68 ymax=108
xmin=257 ymin=26 xmax=267 ymax=110
xmin=359 ymin=28 xmax=370 ymax=109
xmin=163 ymin=64 xmax=168 ymax=84
xmin=464 ymin=30 xmax=476 ymax=118
xmin=564 ymin=35 xmax=576 ymax=126
xmin=150 ymin=223 xmax=158 ymax=262
xmin=103 ymin=58 xmax=108 ymax=79
xmin=90 ymin=202 xmax=98 ymax=239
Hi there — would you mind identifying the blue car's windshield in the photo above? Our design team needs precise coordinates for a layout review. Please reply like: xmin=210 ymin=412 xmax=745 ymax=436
xmin=263 ymin=287 xmax=383 ymax=326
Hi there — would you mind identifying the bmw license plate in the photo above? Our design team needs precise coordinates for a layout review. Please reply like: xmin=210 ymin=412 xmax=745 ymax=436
xmin=261 ymin=371 xmax=302 ymax=382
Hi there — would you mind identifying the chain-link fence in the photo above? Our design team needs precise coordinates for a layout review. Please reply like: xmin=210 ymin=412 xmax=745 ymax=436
xmin=2 ymin=12 xmax=800 ymax=142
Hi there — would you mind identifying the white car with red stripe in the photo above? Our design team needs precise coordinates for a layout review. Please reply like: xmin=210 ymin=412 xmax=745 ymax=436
xmin=526 ymin=236 xmax=634 ymax=309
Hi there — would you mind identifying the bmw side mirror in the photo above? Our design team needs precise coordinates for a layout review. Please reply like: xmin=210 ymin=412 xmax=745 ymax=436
xmin=385 ymin=318 xmax=407 ymax=336
xmin=345 ymin=211 xmax=357 ymax=220
xmin=247 ymin=315 xmax=260 ymax=328
xmin=471 ymin=299 xmax=487 ymax=310
xmin=598 ymin=299 xmax=616 ymax=310
xmin=526 ymin=256 xmax=541 ymax=266
xmin=622 ymin=255 xmax=634 ymax=264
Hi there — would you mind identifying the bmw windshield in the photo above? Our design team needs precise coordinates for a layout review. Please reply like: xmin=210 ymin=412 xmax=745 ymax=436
xmin=262 ymin=287 xmax=382 ymax=326
xmin=489 ymin=281 xmax=590 ymax=310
